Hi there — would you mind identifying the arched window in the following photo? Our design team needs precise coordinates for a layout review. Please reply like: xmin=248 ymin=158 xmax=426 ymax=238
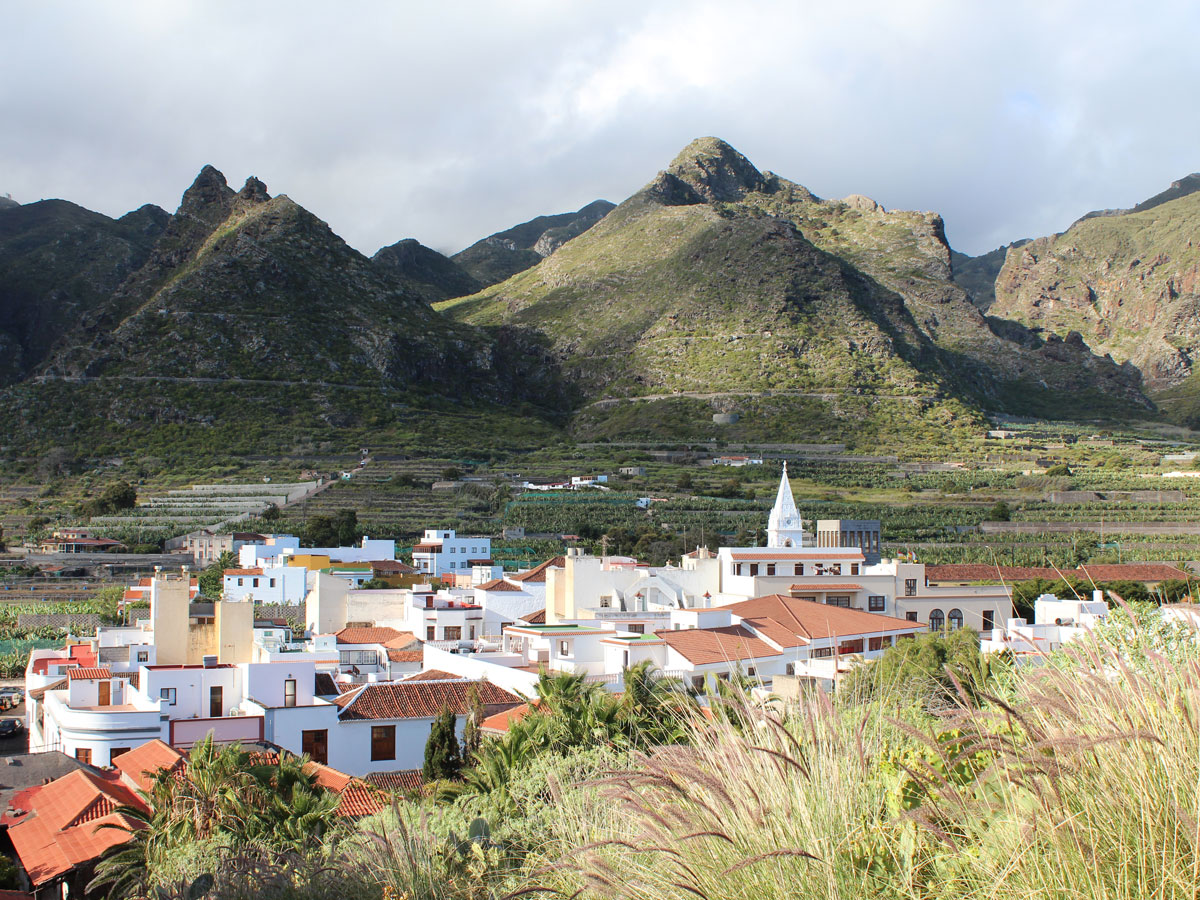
xmin=947 ymin=608 xmax=963 ymax=631
xmin=928 ymin=609 xmax=944 ymax=631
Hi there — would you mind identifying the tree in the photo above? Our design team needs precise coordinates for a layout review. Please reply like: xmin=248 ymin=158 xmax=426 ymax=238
xmin=461 ymin=683 xmax=485 ymax=760
xmin=424 ymin=707 xmax=463 ymax=781
xmin=197 ymin=551 xmax=236 ymax=599
xmin=988 ymin=501 xmax=1011 ymax=521
xmin=676 ymin=472 xmax=693 ymax=489
xmin=304 ymin=509 xmax=361 ymax=547
xmin=359 ymin=577 xmax=390 ymax=590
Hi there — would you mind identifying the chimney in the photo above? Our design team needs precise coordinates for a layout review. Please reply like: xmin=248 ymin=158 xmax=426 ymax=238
xmin=202 ymin=655 xmax=217 ymax=668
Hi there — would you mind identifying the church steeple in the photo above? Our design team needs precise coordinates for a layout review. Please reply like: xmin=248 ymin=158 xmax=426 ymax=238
xmin=767 ymin=463 xmax=804 ymax=548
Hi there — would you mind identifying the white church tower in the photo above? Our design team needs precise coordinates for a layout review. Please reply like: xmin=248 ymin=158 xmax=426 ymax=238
xmin=767 ymin=463 xmax=804 ymax=548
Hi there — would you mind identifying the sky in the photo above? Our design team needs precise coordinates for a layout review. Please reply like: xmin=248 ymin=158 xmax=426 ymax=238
xmin=2 ymin=1 xmax=1199 ymax=257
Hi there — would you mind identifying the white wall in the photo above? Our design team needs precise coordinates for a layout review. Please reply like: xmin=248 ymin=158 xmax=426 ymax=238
xmin=142 ymin=665 xmax=242 ymax=719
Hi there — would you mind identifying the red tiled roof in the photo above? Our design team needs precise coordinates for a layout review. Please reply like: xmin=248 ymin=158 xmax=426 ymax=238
xmin=334 ymin=681 xmax=522 ymax=721
xmin=657 ymin=626 xmax=781 ymax=666
xmin=403 ymin=669 xmax=465 ymax=681
xmin=223 ymin=568 xmax=263 ymax=576
xmin=727 ymin=594 xmax=921 ymax=643
xmin=7 ymin=770 xmax=147 ymax=887
xmin=1079 ymin=563 xmax=1191 ymax=582
xmin=387 ymin=650 xmax=424 ymax=663
xmin=29 ymin=644 xmax=96 ymax=675
xmin=728 ymin=550 xmax=864 ymax=562
xmin=336 ymin=626 xmax=408 ymax=645
xmin=334 ymin=781 xmax=386 ymax=818
xmin=509 ymin=556 xmax=566 ymax=583
xmin=413 ymin=542 xmax=442 ymax=552
xmin=67 ymin=667 xmax=111 ymax=681
xmin=479 ymin=701 xmax=540 ymax=733
xmin=522 ymin=608 xmax=547 ymax=624
xmin=370 ymin=560 xmax=416 ymax=573
xmin=787 ymin=583 xmax=864 ymax=592
xmin=924 ymin=564 xmax=1059 ymax=582
xmin=382 ymin=633 xmax=421 ymax=649
xmin=477 ymin=578 xmax=522 ymax=592
xmin=314 ymin=672 xmax=340 ymax=695
xmin=27 ymin=678 xmax=67 ymax=701
xmin=364 ymin=769 xmax=424 ymax=793
xmin=113 ymin=740 xmax=185 ymax=793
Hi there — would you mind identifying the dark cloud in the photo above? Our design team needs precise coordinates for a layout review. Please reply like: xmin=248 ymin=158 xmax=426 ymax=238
xmin=2 ymin=0 xmax=1198 ymax=256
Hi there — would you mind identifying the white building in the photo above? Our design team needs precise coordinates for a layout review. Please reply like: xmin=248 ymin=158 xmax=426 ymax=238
xmin=411 ymin=529 xmax=492 ymax=579
xmin=238 ymin=535 xmax=396 ymax=568
xmin=981 ymin=592 xmax=1109 ymax=659
xmin=222 ymin=563 xmax=308 ymax=605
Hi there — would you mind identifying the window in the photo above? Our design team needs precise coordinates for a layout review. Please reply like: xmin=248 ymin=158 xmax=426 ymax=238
xmin=796 ymin=595 xmax=817 ymax=604
xmin=905 ymin=611 xmax=918 ymax=622
xmin=284 ymin=679 xmax=297 ymax=708
xmin=749 ymin=563 xmax=759 ymax=576
xmin=75 ymin=748 xmax=92 ymax=764
xmin=851 ymin=564 xmax=860 ymax=575
xmin=692 ymin=675 xmax=705 ymax=691
xmin=238 ymin=578 xmax=244 ymax=587
xmin=868 ymin=636 xmax=884 ymax=652
xmin=797 ymin=564 xmax=804 ymax=576
xmin=829 ymin=564 xmax=842 ymax=575
xmin=558 ymin=640 xmax=570 ymax=656
xmin=339 ymin=650 xmax=379 ymax=666
xmin=868 ymin=595 xmax=886 ymax=612
xmin=160 ymin=687 xmax=177 ymax=706
xmin=371 ymin=725 xmax=396 ymax=761
xmin=928 ymin=609 xmax=945 ymax=631
xmin=812 ymin=647 xmax=833 ymax=658
xmin=825 ymin=596 xmax=851 ymax=608
xmin=209 ymin=686 xmax=223 ymax=718
xmin=785 ymin=662 xmax=796 ymax=675
xmin=136 ymin=651 xmax=149 ymax=662
xmin=766 ymin=564 xmax=776 ymax=576
xmin=629 ymin=624 xmax=645 ymax=634
xmin=253 ymin=578 xmax=259 ymax=588
xmin=269 ymin=578 xmax=276 ymax=588
xmin=426 ymin=626 xmax=436 ymax=641
xmin=600 ymin=597 xmax=611 ymax=608
xmin=982 ymin=610 xmax=995 ymax=631
xmin=110 ymin=747 xmax=130 ymax=760
xmin=904 ymin=578 xmax=917 ymax=597
xmin=839 ymin=639 xmax=864 ymax=655
xmin=947 ymin=609 xmax=964 ymax=631
xmin=747 ymin=667 xmax=756 ymax=677
xmin=302 ymin=729 xmax=328 ymax=764
xmin=444 ymin=626 xmax=462 ymax=641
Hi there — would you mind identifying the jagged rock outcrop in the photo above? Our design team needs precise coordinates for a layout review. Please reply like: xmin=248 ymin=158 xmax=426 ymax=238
xmin=371 ymin=238 xmax=483 ymax=303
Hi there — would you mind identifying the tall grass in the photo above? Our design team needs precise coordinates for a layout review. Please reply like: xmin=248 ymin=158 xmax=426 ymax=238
xmin=533 ymin=625 xmax=1200 ymax=900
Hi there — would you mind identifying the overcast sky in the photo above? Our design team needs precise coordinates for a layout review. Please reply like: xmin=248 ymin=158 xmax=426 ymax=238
xmin=2 ymin=1 xmax=1198 ymax=257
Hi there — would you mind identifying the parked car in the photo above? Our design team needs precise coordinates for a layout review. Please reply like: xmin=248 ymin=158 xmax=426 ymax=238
xmin=0 ymin=689 xmax=22 ymax=710
xmin=0 ymin=719 xmax=24 ymax=739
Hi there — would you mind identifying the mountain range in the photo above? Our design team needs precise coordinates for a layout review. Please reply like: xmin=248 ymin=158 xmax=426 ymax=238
xmin=1 ymin=137 xmax=1195 ymax=458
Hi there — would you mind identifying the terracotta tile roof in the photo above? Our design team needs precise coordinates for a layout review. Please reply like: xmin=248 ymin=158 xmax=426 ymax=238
xmin=510 ymin=556 xmax=566 ymax=583
xmin=477 ymin=579 xmax=523 ymax=592
xmin=657 ymin=626 xmax=781 ymax=666
xmin=314 ymin=672 xmax=340 ymax=696
xmin=370 ymin=560 xmax=416 ymax=573
xmin=382 ymin=633 xmax=421 ymax=649
xmin=334 ymin=781 xmax=386 ymax=818
xmin=67 ymin=667 xmax=111 ymax=681
xmin=364 ymin=770 xmax=424 ymax=793
xmin=1078 ymin=563 xmax=1191 ymax=582
xmin=27 ymin=679 xmax=67 ymax=701
xmin=387 ymin=649 xmax=424 ymax=663
xmin=727 ymin=594 xmax=921 ymax=642
xmin=334 ymin=681 xmax=522 ymax=721
xmin=787 ymin=583 xmax=864 ymax=592
xmin=728 ymin=550 xmax=864 ymax=562
xmin=7 ymin=769 xmax=147 ymax=887
xmin=112 ymin=740 xmax=185 ymax=793
xmin=522 ymin=608 xmax=546 ymax=624
xmin=413 ymin=542 xmax=442 ymax=552
xmin=924 ymin=564 xmax=1059 ymax=582
xmin=740 ymin=616 xmax=806 ymax=649
xmin=223 ymin=568 xmax=264 ymax=576
xmin=402 ymin=669 xmax=466 ymax=681
xmin=479 ymin=701 xmax=539 ymax=733
xmin=335 ymin=626 xmax=408 ymax=645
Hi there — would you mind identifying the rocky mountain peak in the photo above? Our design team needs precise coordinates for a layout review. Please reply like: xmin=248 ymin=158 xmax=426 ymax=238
xmin=0 ymin=193 xmax=18 ymax=211
xmin=237 ymin=176 xmax=271 ymax=204
xmin=179 ymin=165 xmax=235 ymax=221
xmin=665 ymin=136 xmax=768 ymax=202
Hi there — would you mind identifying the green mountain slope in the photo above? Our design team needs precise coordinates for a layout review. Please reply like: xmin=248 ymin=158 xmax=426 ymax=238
xmin=441 ymin=138 xmax=1149 ymax=444
xmin=0 ymin=198 xmax=168 ymax=384
xmin=1 ymin=167 xmax=566 ymax=456
xmin=452 ymin=199 xmax=615 ymax=286
xmin=992 ymin=182 xmax=1200 ymax=410
xmin=370 ymin=238 xmax=482 ymax=302
xmin=950 ymin=241 xmax=1028 ymax=311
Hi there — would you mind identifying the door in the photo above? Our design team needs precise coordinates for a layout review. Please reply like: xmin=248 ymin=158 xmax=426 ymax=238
xmin=209 ymin=685 xmax=223 ymax=718
xmin=302 ymin=729 xmax=328 ymax=764
xmin=97 ymin=682 xmax=110 ymax=707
